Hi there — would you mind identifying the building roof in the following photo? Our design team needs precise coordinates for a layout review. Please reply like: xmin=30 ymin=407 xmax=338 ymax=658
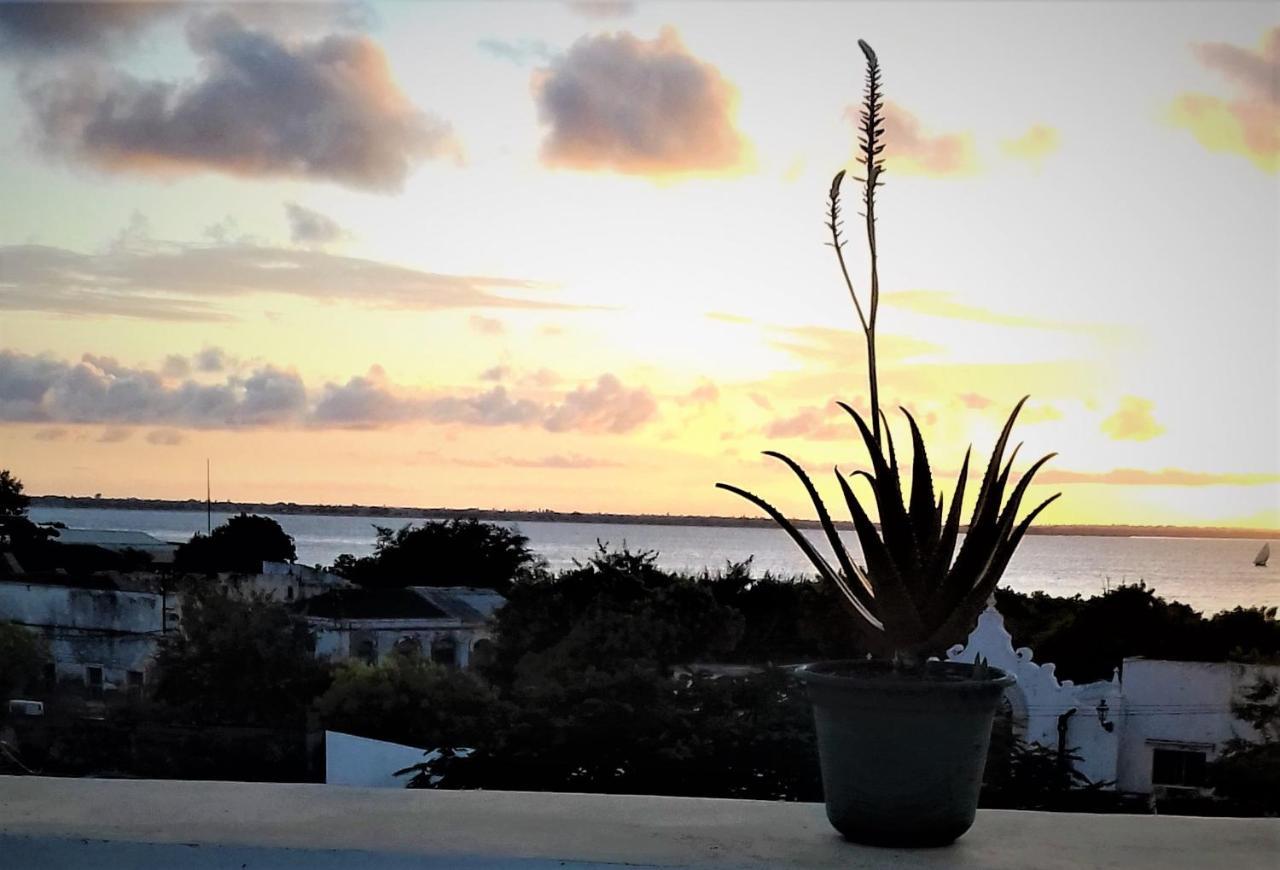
xmin=415 ymin=587 xmax=506 ymax=622
xmin=298 ymin=587 xmax=451 ymax=620
xmin=52 ymin=529 xmax=171 ymax=548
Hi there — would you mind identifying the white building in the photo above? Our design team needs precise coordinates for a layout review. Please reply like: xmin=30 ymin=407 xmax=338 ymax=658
xmin=301 ymin=586 xmax=503 ymax=670
xmin=219 ymin=561 xmax=353 ymax=603
xmin=948 ymin=604 xmax=1280 ymax=796
xmin=0 ymin=578 xmax=174 ymax=694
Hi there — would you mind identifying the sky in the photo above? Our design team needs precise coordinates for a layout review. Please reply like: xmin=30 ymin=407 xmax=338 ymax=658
xmin=0 ymin=0 xmax=1277 ymax=529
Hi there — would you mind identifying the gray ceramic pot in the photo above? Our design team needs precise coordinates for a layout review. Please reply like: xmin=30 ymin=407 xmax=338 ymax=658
xmin=798 ymin=659 xmax=1015 ymax=847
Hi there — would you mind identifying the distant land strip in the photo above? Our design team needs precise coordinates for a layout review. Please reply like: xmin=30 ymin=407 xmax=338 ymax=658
xmin=29 ymin=495 xmax=1277 ymax=540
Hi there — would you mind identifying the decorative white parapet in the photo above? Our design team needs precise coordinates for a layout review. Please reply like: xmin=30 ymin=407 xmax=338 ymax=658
xmin=947 ymin=603 xmax=1123 ymax=787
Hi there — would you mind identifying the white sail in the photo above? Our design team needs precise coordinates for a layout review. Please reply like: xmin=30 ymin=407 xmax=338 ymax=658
xmin=1256 ymin=543 xmax=1270 ymax=567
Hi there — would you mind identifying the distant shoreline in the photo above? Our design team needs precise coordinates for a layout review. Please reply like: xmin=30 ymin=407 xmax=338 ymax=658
xmin=29 ymin=495 xmax=1276 ymax=540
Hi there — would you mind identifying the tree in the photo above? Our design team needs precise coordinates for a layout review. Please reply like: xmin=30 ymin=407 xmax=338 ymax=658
xmin=1209 ymin=676 xmax=1280 ymax=812
xmin=0 ymin=622 xmax=49 ymax=699
xmin=149 ymin=586 xmax=328 ymax=726
xmin=316 ymin=655 xmax=501 ymax=749
xmin=0 ymin=469 xmax=30 ymax=517
xmin=174 ymin=513 xmax=296 ymax=574
xmin=485 ymin=546 xmax=742 ymax=687
xmin=331 ymin=519 xmax=544 ymax=592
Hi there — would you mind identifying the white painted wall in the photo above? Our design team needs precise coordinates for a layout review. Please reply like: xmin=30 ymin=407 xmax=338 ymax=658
xmin=947 ymin=605 xmax=1123 ymax=787
xmin=325 ymin=730 xmax=430 ymax=788
xmin=0 ymin=581 xmax=166 ymax=689
xmin=1116 ymin=658 xmax=1280 ymax=794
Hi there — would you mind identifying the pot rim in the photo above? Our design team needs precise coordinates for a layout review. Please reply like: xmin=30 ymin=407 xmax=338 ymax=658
xmin=797 ymin=658 xmax=1016 ymax=693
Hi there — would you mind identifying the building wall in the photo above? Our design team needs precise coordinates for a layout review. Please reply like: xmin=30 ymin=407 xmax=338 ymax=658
xmin=947 ymin=605 xmax=1123 ymax=787
xmin=1116 ymin=659 xmax=1280 ymax=794
xmin=325 ymin=730 xmax=430 ymax=788
xmin=310 ymin=621 xmax=490 ymax=669
xmin=0 ymin=581 xmax=167 ymax=690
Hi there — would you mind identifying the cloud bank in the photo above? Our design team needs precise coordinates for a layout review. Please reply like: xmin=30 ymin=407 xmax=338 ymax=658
xmin=534 ymin=28 xmax=747 ymax=175
xmin=1171 ymin=27 xmax=1279 ymax=172
xmin=0 ymin=350 xmax=657 ymax=435
xmin=0 ymin=242 xmax=569 ymax=322
xmin=19 ymin=11 xmax=457 ymax=191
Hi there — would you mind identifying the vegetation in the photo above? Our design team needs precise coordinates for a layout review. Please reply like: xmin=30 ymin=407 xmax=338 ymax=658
xmin=1209 ymin=676 xmax=1280 ymax=813
xmin=0 ymin=621 xmax=49 ymax=699
xmin=149 ymin=585 xmax=328 ymax=726
xmin=716 ymin=42 xmax=1057 ymax=661
xmin=174 ymin=513 xmax=297 ymax=574
xmin=316 ymin=656 xmax=499 ymax=750
xmin=330 ymin=518 xmax=545 ymax=592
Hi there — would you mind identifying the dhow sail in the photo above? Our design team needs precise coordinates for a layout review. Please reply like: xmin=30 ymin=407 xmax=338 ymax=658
xmin=1256 ymin=543 xmax=1270 ymax=567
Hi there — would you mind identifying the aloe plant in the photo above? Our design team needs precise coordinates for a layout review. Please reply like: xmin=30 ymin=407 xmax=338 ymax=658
xmin=717 ymin=40 xmax=1059 ymax=661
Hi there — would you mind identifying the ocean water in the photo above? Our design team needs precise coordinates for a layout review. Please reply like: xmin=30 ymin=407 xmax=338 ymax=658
xmin=28 ymin=506 xmax=1278 ymax=616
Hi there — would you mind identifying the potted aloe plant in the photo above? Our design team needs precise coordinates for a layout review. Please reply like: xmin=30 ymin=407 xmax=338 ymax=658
xmin=717 ymin=40 xmax=1059 ymax=847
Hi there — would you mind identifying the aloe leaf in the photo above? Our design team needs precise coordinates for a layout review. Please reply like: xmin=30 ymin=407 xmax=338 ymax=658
xmin=838 ymin=402 xmax=923 ymax=601
xmin=924 ymin=493 xmax=1060 ymax=651
xmin=715 ymin=482 xmax=884 ymax=634
xmin=901 ymin=408 xmax=938 ymax=560
xmin=835 ymin=470 xmax=925 ymax=645
xmin=760 ymin=451 xmax=878 ymax=616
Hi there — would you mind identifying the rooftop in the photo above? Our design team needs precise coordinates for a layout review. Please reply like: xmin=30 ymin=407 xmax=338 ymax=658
xmin=2 ymin=776 xmax=1276 ymax=869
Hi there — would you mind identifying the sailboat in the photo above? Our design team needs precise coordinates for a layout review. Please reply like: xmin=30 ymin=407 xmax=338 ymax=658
xmin=1256 ymin=543 xmax=1271 ymax=567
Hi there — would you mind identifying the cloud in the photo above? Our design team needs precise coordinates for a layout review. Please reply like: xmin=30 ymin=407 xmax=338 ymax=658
xmin=882 ymin=290 xmax=1122 ymax=337
xmin=1101 ymin=396 xmax=1164 ymax=441
xmin=1 ymin=349 xmax=657 ymax=436
xmin=469 ymin=315 xmax=506 ymax=336
xmin=769 ymin=323 xmax=942 ymax=368
xmin=479 ymin=365 xmax=511 ymax=382
xmin=1170 ymin=27 xmax=1280 ymax=172
xmin=96 ymin=426 xmax=132 ymax=443
xmin=285 ymin=203 xmax=347 ymax=248
xmin=160 ymin=354 xmax=191 ymax=379
xmin=959 ymin=393 xmax=992 ymax=410
xmin=679 ymin=382 xmax=720 ymax=405
xmin=1036 ymin=468 xmax=1280 ymax=487
xmin=33 ymin=427 xmax=68 ymax=442
xmin=0 ymin=1 xmax=176 ymax=58
xmin=566 ymin=0 xmax=635 ymax=18
xmin=543 ymin=374 xmax=658 ymax=433
xmin=0 ymin=350 xmax=306 ymax=428
xmin=146 ymin=428 xmax=185 ymax=446
xmin=762 ymin=405 xmax=850 ymax=441
xmin=0 ymin=241 xmax=571 ymax=322
xmin=19 ymin=11 xmax=459 ymax=191
xmin=1002 ymin=124 xmax=1060 ymax=166
xmin=500 ymin=453 xmax=623 ymax=469
xmin=534 ymin=27 xmax=748 ymax=176
xmin=846 ymin=102 xmax=977 ymax=177
xmin=195 ymin=347 xmax=229 ymax=373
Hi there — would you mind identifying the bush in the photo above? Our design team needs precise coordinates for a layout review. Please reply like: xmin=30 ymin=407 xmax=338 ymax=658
xmin=175 ymin=513 xmax=296 ymax=574
xmin=316 ymin=656 xmax=500 ymax=749
xmin=332 ymin=519 xmax=543 ymax=592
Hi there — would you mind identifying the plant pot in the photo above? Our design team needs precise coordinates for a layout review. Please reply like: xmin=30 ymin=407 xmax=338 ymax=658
xmin=797 ymin=659 xmax=1014 ymax=847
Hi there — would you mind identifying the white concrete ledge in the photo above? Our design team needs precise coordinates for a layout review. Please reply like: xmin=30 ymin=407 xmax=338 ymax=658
xmin=1 ymin=776 xmax=1277 ymax=869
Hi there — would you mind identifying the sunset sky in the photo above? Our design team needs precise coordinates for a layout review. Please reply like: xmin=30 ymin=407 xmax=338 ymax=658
xmin=0 ymin=1 xmax=1277 ymax=528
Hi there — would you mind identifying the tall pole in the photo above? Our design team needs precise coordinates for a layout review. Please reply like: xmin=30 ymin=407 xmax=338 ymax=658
xmin=206 ymin=458 xmax=211 ymax=534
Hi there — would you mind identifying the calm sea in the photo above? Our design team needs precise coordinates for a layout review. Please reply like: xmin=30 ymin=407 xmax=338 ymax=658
xmin=28 ymin=506 xmax=1278 ymax=616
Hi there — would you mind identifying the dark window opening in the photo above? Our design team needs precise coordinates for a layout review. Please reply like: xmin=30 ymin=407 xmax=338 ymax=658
xmin=1152 ymin=748 xmax=1206 ymax=788
xmin=431 ymin=638 xmax=458 ymax=668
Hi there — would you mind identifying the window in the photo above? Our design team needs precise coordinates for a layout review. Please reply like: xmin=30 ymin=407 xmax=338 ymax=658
xmin=1152 ymin=748 xmax=1207 ymax=788
xmin=127 ymin=670 xmax=144 ymax=690
xmin=431 ymin=637 xmax=458 ymax=668
xmin=86 ymin=665 xmax=104 ymax=698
